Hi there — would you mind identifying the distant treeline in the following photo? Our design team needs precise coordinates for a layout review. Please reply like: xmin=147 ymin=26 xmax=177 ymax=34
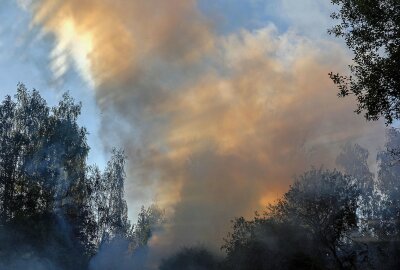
xmin=0 ymin=84 xmax=163 ymax=270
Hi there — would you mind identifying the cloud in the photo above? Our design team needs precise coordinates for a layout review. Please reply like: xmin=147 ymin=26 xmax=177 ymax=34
xmin=28 ymin=0 xmax=385 ymax=262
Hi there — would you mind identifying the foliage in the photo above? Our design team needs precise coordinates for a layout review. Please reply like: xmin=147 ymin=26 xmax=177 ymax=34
xmin=0 ymin=84 xmax=158 ymax=269
xmin=129 ymin=205 xmax=165 ymax=250
xmin=376 ymin=128 xmax=400 ymax=239
xmin=223 ymin=169 xmax=360 ymax=270
xmin=222 ymin=216 xmax=323 ymax=270
xmin=329 ymin=0 xmax=400 ymax=123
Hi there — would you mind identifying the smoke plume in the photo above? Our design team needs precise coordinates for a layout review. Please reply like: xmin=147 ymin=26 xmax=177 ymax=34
xmin=27 ymin=0 xmax=384 ymax=261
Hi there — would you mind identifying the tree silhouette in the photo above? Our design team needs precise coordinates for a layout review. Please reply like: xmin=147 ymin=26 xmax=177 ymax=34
xmin=0 ymin=84 xmax=157 ymax=269
xmin=329 ymin=0 xmax=400 ymax=123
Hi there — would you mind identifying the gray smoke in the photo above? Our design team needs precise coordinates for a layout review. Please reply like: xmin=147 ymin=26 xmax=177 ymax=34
xmin=25 ymin=0 xmax=385 ymax=264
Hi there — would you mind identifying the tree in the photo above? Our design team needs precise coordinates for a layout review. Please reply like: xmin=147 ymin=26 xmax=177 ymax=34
xmin=86 ymin=151 xmax=131 ymax=251
xmin=271 ymin=169 xmax=361 ymax=269
xmin=0 ymin=94 xmax=18 ymax=222
xmin=221 ymin=169 xmax=361 ymax=270
xmin=222 ymin=216 xmax=323 ymax=270
xmin=0 ymin=84 xmax=155 ymax=269
xmin=89 ymin=204 xmax=165 ymax=270
xmin=0 ymin=84 xmax=92 ymax=268
xmin=129 ymin=205 xmax=165 ymax=250
xmin=376 ymin=128 xmax=400 ymax=237
xmin=101 ymin=149 xmax=130 ymax=240
xmin=336 ymin=143 xmax=374 ymax=194
xmin=329 ymin=0 xmax=400 ymax=124
xmin=336 ymin=143 xmax=378 ymax=236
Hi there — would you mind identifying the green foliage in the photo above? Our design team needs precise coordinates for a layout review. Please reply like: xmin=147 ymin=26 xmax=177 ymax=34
xmin=130 ymin=205 xmax=165 ymax=249
xmin=329 ymin=0 xmax=400 ymax=123
xmin=0 ymin=84 xmax=93 ymax=267
xmin=0 ymin=84 xmax=152 ymax=269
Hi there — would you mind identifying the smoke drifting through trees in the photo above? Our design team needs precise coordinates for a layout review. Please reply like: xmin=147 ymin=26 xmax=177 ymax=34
xmin=0 ymin=0 xmax=398 ymax=269
xmin=0 ymin=85 xmax=163 ymax=270
xmin=24 ymin=1 xmax=385 ymax=259
xmin=160 ymin=130 xmax=400 ymax=269
xmin=1 ymin=85 xmax=400 ymax=269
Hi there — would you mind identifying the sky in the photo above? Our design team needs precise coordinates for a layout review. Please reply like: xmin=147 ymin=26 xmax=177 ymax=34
xmin=0 ymin=0 xmax=386 ymax=258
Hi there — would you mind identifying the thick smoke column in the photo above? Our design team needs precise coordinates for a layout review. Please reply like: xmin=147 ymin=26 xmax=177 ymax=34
xmin=27 ymin=0 xmax=384 ymax=260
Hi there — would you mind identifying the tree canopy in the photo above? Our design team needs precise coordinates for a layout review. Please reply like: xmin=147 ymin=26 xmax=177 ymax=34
xmin=329 ymin=0 xmax=400 ymax=123
xmin=0 ymin=84 xmax=163 ymax=269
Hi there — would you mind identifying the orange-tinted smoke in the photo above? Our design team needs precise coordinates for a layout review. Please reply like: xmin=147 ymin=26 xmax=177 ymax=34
xmin=28 ymin=1 xmax=385 ymax=259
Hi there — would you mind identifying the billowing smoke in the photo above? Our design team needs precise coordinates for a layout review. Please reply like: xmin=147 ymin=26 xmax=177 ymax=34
xmin=26 ymin=0 xmax=384 ymax=261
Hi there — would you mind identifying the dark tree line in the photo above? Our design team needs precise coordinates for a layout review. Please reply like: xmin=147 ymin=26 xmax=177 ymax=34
xmin=0 ymin=84 xmax=163 ymax=269
xmin=160 ymin=130 xmax=400 ymax=269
